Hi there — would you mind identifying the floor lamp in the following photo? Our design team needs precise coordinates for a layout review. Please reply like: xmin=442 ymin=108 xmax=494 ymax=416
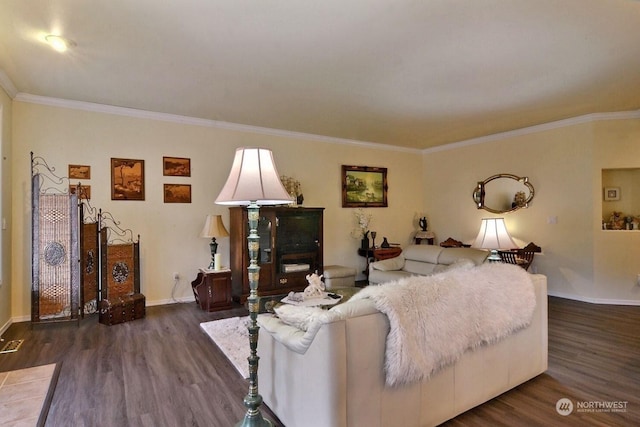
xmin=215 ymin=147 xmax=292 ymax=427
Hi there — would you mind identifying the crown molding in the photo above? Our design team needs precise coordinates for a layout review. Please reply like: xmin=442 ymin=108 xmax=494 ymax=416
xmin=13 ymin=93 xmax=421 ymax=154
xmin=12 ymin=92 xmax=639 ymax=155
xmin=423 ymin=109 xmax=640 ymax=154
xmin=0 ymin=70 xmax=18 ymax=98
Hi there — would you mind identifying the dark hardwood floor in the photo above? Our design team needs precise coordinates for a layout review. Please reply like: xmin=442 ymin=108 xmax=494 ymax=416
xmin=1 ymin=297 xmax=638 ymax=426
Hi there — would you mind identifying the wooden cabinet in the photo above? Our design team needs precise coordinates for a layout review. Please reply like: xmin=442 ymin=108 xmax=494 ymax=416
xmin=191 ymin=270 xmax=233 ymax=311
xmin=229 ymin=207 xmax=324 ymax=303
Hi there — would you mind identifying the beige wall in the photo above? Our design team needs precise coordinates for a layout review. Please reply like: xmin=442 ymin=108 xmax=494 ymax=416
xmin=593 ymin=119 xmax=640 ymax=302
xmin=424 ymin=116 xmax=640 ymax=304
xmin=8 ymin=99 xmax=640 ymax=322
xmin=0 ymin=88 xmax=12 ymax=332
xmin=10 ymin=101 xmax=424 ymax=319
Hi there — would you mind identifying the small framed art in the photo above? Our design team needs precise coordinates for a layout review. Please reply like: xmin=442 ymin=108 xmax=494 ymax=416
xmin=164 ymin=184 xmax=191 ymax=203
xmin=69 ymin=164 xmax=91 ymax=180
xmin=163 ymin=157 xmax=191 ymax=177
xmin=342 ymin=165 xmax=388 ymax=208
xmin=604 ymin=187 xmax=620 ymax=201
xmin=111 ymin=158 xmax=145 ymax=200
xmin=70 ymin=184 xmax=91 ymax=200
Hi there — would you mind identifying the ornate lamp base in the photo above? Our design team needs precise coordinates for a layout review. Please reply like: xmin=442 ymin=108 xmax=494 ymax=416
xmin=235 ymin=411 xmax=273 ymax=427
xmin=236 ymin=202 xmax=273 ymax=427
xmin=208 ymin=238 xmax=218 ymax=269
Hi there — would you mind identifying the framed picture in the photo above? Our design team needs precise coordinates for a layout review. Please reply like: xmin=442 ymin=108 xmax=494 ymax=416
xmin=111 ymin=158 xmax=145 ymax=200
xmin=163 ymin=156 xmax=191 ymax=177
xmin=164 ymin=184 xmax=191 ymax=203
xmin=69 ymin=164 xmax=91 ymax=180
xmin=604 ymin=187 xmax=620 ymax=201
xmin=70 ymin=184 xmax=91 ymax=200
xmin=342 ymin=165 xmax=388 ymax=208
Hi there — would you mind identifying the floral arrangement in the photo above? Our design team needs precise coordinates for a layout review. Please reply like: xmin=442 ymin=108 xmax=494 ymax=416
xmin=351 ymin=208 xmax=373 ymax=238
xmin=280 ymin=175 xmax=302 ymax=197
xmin=280 ymin=175 xmax=304 ymax=205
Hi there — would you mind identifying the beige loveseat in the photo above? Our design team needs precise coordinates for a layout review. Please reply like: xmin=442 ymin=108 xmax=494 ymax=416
xmin=368 ymin=244 xmax=489 ymax=285
xmin=257 ymin=267 xmax=548 ymax=427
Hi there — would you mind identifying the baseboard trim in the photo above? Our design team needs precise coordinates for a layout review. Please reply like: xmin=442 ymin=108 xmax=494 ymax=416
xmin=8 ymin=297 xmax=196 ymax=324
xmin=0 ymin=318 xmax=12 ymax=337
xmin=548 ymin=291 xmax=640 ymax=306
xmin=146 ymin=296 xmax=194 ymax=306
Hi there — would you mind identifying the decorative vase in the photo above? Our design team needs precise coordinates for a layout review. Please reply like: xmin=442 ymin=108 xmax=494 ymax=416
xmin=361 ymin=236 xmax=370 ymax=250
xmin=297 ymin=194 xmax=304 ymax=206
xmin=381 ymin=237 xmax=390 ymax=248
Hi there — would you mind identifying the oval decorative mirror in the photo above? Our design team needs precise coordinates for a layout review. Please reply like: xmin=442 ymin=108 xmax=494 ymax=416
xmin=472 ymin=173 xmax=535 ymax=214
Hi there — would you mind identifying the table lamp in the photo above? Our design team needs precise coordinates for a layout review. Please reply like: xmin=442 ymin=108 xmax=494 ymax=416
xmin=200 ymin=214 xmax=229 ymax=270
xmin=471 ymin=217 xmax=517 ymax=262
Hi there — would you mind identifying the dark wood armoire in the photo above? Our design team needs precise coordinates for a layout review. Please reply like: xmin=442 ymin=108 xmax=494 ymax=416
xmin=229 ymin=206 xmax=324 ymax=303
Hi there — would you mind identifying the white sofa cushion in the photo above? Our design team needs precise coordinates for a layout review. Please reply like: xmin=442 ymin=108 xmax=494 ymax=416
xmin=437 ymin=247 xmax=488 ymax=266
xmin=369 ymin=254 xmax=405 ymax=271
xmin=402 ymin=245 xmax=443 ymax=263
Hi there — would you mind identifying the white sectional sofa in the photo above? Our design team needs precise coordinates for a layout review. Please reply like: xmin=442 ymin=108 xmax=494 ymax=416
xmin=368 ymin=244 xmax=489 ymax=285
xmin=257 ymin=266 xmax=548 ymax=427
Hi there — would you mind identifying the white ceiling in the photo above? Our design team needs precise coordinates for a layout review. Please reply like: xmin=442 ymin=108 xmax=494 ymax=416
xmin=1 ymin=0 xmax=640 ymax=150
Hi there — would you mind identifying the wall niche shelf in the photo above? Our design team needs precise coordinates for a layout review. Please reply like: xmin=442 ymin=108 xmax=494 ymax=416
xmin=601 ymin=168 xmax=640 ymax=231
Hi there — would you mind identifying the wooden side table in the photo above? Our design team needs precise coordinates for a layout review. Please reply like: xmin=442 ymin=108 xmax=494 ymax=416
xmin=414 ymin=231 xmax=435 ymax=245
xmin=191 ymin=269 xmax=233 ymax=312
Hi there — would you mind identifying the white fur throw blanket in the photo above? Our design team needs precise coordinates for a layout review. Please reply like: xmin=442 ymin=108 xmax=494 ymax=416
xmin=350 ymin=263 xmax=536 ymax=387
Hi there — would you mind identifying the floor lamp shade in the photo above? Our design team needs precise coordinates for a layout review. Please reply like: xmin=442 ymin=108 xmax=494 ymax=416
xmin=471 ymin=218 xmax=517 ymax=250
xmin=215 ymin=147 xmax=292 ymax=205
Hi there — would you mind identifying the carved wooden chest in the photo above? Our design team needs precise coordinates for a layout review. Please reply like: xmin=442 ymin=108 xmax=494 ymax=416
xmin=99 ymin=293 xmax=145 ymax=325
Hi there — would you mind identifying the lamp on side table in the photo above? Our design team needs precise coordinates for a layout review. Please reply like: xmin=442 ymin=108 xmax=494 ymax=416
xmin=471 ymin=218 xmax=517 ymax=262
xmin=200 ymin=214 xmax=229 ymax=270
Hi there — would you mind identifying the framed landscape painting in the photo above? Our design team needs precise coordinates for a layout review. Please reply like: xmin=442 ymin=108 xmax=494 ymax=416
xmin=342 ymin=165 xmax=388 ymax=208
xmin=69 ymin=164 xmax=91 ymax=180
xmin=163 ymin=156 xmax=191 ymax=177
xmin=111 ymin=158 xmax=145 ymax=200
xmin=164 ymin=184 xmax=191 ymax=203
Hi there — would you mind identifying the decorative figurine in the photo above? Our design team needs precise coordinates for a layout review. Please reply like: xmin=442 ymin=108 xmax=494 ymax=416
xmin=303 ymin=272 xmax=325 ymax=299
xmin=419 ymin=217 xmax=428 ymax=231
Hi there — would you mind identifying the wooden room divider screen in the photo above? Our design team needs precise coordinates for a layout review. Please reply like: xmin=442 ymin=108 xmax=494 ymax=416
xmin=31 ymin=154 xmax=81 ymax=324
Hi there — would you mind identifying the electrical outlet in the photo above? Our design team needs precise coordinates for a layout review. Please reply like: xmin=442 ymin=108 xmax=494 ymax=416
xmin=173 ymin=272 xmax=180 ymax=280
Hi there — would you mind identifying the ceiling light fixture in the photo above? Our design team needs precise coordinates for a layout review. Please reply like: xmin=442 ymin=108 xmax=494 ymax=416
xmin=44 ymin=34 xmax=76 ymax=52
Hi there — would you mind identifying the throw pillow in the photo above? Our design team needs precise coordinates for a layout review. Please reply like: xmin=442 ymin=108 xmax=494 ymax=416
xmin=273 ymin=304 xmax=325 ymax=331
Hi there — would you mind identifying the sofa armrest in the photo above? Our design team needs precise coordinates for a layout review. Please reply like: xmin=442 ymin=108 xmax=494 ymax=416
xmin=369 ymin=254 xmax=405 ymax=271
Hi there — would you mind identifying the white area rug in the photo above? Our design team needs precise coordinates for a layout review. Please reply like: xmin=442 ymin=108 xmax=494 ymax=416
xmin=200 ymin=317 xmax=249 ymax=379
